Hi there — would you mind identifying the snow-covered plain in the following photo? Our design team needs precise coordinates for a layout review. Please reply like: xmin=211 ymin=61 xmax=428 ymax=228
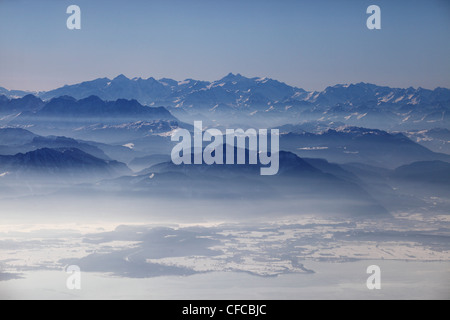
xmin=0 ymin=208 xmax=449 ymax=299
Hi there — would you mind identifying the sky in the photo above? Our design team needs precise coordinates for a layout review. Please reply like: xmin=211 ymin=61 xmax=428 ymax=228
xmin=0 ymin=0 xmax=449 ymax=92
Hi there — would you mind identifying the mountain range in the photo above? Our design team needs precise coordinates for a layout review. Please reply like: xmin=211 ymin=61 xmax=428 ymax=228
xmin=0 ymin=74 xmax=449 ymax=216
xmin=1 ymin=73 xmax=449 ymax=130
xmin=0 ymin=94 xmax=181 ymax=138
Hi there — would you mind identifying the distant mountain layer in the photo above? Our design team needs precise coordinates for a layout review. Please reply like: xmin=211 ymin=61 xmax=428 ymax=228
xmin=280 ymin=126 xmax=450 ymax=168
xmin=95 ymin=148 xmax=388 ymax=216
xmin=0 ymin=127 xmax=111 ymax=160
xmin=388 ymin=160 xmax=450 ymax=199
xmin=14 ymin=95 xmax=175 ymax=123
xmin=0 ymin=95 xmax=180 ymax=137
xmin=0 ymin=94 xmax=44 ymax=114
xmin=32 ymin=74 xmax=450 ymax=107
xmin=0 ymin=87 xmax=33 ymax=99
xmin=36 ymin=73 xmax=305 ymax=106
xmin=1 ymin=74 xmax=449 ymax=129
xmin=0 ymin=147 xmax=130 ymax=180
xmin=0 ymin=127 xmax=38 ymax=146
xmin=393 ymin=160 xmax=450 ymax=185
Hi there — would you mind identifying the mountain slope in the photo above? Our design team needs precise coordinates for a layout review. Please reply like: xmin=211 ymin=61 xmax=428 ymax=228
xmin=0 ymin=128 xmax=38 ymax=146
xmin=405 ymin=128 xmax=450 ymax=155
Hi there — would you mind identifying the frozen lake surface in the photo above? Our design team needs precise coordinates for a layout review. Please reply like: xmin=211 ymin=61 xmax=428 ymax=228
xmin=1 ymin=260 xmax=449 ymax=299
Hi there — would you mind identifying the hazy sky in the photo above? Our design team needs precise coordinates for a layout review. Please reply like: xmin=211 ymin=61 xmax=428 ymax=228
xmin=0 ymin=0 xmax=449 ymax=91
